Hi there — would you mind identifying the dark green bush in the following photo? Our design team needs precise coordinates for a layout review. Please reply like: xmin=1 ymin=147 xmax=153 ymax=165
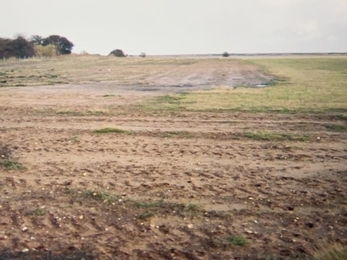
xmin=109 ymin=49 xmax=126 ymax=57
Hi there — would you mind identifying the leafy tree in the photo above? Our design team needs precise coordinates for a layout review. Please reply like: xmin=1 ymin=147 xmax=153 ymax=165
xmin=0 ymin=38 xmax=11 ymax=58
xmin=42 ymin=35 xmax=74 ymax=55
xmin=0 ymin=37 xmax=35 ymax=59
xmin=109 ymin=49 xmax=126 ymax=57
xmin=30 ymin=35 xmax=44 ymax=45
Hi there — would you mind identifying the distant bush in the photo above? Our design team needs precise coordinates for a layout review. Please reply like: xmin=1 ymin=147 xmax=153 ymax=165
xmin=30 ymin=34 xmax=74 ymax=55
xmin=222 ymin=51 xmax=230 ymax=57
xmin=42 ymin=35 xmax=74 ymax=55
xmin=109 ymin=49 xmax=126 ymax=57
xmin=0 ymin=36 xmax=35 ymax=59
xmin=34 ymin=44 xmax=57 ymax=57
xmin=0 ymin=34 xmax=74 ymax=59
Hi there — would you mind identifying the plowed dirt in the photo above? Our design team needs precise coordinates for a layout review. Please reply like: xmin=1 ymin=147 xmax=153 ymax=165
xmin=0 ymin=58 xmax=346 ymax=260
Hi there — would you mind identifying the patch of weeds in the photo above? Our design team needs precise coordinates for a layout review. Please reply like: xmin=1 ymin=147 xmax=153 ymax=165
xmin=133 ymin=200 xmax=167 ymax=209
xmin=63 ymin=188 xmax=77 ymax=196
xmin=324 ymin=124 xmax=347 ymax=132
xmin=0 ymin=144 xmax=24 ymax=170
xmin=132 ymin=199 xmax=182 ymax=210
xmin=226 ymin=235 xmax=248 ymax=246
xmin=161 ymin=131 xmax=194 ymax=138
xmin=185 ymin=203 xmax=200 ymax=217
xmin=81 ymin=190 xmax=119 ymax=204
xmin=102 ymin=94 xmax=116 ymax=97
xmin=69 ymin=136 xmax=79 ymax=143
xmin=266 ymin=76 xmax=290 ymax=86
xmin=186 ymin=203 xmax=199 ymax=212
xmin=57 ymin=111 xmax=83 ymax=116
xmin=242 ymin=131 xmax=310 ymax=141
xmin=310 ymin=243 xmax=347 ymax=260
xmin=45 ymin=74 xmax=58 ymax=78
xmin=57 ymin=110 xmax=111 ymax=116
xmin=29 ymin=208 xmax=46 ymax=217
xmin=137 ymin=94 xmax=189 ymax=113
xmin=334 ymin=114 xmax=347 ymax=121
xmin=138 ymin=211 xmax=155 ymax=220
xmin=93 ymin=127 xmax=133 ymax=135
xmin=86 ymin=110 xmax=112 ymax=116
xmin=156 ymin=95 xmax=184 ymax=104
xmin=63 ymin=189 xmax=119 ymax=204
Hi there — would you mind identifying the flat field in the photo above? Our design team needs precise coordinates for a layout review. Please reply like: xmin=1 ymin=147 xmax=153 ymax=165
xmin=0 ymin=55 xmax=347 ymax=259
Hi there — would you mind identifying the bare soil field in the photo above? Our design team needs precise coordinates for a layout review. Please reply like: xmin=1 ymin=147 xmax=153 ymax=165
xmin=0 ymin=56 xmax=347 ymax=259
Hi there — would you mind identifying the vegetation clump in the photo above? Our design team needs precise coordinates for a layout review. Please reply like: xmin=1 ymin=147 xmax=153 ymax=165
xmin=0 ymin=34 xmax=74 ymax=59
xmin=0 ymin=36 xmax=35 ymax=59
xmin=0 ymin=144 xmax=24 ymax=170
xmin=31 ymin=34 xmax=74 ymax=55
xmin=243 ymin=131 xmax=310 ymax=141
xmin=93 ymin=127 xmax=133 ymax=134
xmin=226 ymin=236 xmax=248 ymax=246
xmin=109 ymin=49 xmax=126 ymax=57
xmin=222 ymin=51 xmax=230 ymax=57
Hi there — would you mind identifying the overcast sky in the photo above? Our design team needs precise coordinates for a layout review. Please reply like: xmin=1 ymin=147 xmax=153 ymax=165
xmin=1 ymin=0 xmax=346 ymax=55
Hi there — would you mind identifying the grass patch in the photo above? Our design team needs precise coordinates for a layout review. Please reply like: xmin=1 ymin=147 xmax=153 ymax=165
xmin=82 ymin=190 xmax=119 ymax=204
xmin=69 ymin=136 xmax=80 ymax=143
xmin=140 ymin=57 xmax=347 ymax=114
xmin=185 ymin=203 xmax=200 ymax=217
xmin=186 ymin=203 xmax=199 ymax=212
xmin=0 ymin=159 xmax=24 ymax=170
xmin=57 ymin=109 xmax=112 ymax=116
xmin=311 ymin=243 xmax=347 ymax=260
xmin=334 ymin=114 xmax=347 ymax=121
xmin=131 ymin=199 xmax=201 ymax=219
xmin=29 ymin=208 xmax=46 ymax=217
xmin=242 ymin=131 xmax=310 ymax=141
xmin=141 ymin=94 xmax=189 ymax=112
xmin=226 ymin=236 xmax=248 ymax=246
xmin=161 ymin=131 xmax=195 ymax=138
xmin=0 ymin=144 xmax=24 ymax=170
xmin=324 ymin=124 xmax=347 ymax=132
xmin=132 ymin=199 xmax=179 ymax=209
xmin=157 ymin=95 xmax=184 ymax=103
xmin=64 ymin=189 xmax=119 ymax=204
xmin=93 ymin=127 xmax=133 ymax=135
xmin=138 ymin=211 xmax=156 ymax=220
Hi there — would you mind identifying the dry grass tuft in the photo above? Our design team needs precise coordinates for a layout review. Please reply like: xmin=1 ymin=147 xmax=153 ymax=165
xmin=310 ymin=243 xmax=347 ymax=260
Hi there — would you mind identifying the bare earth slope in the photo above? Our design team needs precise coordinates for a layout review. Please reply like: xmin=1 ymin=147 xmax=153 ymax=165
xmin=0 ymin=57 xmax=346 ymax=260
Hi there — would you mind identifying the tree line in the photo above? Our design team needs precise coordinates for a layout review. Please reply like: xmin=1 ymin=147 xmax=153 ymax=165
xmin=0 ymin=35 xmax=74 ymax=59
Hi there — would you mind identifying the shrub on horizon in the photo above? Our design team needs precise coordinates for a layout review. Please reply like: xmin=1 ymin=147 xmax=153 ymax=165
xmin=222 ymin=51 xmax=230 ymax=57
xmin=109 ymin=49 xmax=126 ymax=57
